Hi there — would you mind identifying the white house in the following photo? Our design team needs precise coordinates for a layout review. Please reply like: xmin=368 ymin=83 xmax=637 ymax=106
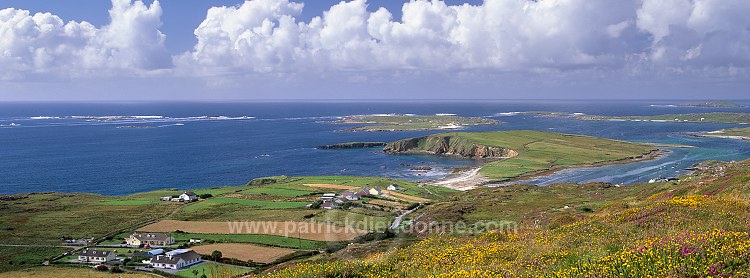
xmin=78 ymin=249 xmax=115 ymax=263
xmin=179 ymin=192 xmax=198 ymax=202
xmin=387 ymin=184 xmax=400 ymax=191
xmin=150 ymin=249 xmax=201 ymax=270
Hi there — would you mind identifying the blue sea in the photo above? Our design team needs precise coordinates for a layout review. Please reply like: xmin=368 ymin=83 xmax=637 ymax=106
xmin=1 ymin=100 xmax=750 ymax=195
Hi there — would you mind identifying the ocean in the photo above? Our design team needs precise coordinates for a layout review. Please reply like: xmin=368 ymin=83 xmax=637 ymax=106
xmin=1 ymin=100 xmax=749 ymax=195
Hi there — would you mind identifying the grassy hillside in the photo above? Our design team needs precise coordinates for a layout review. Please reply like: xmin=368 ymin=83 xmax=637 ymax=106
xmin=385 ymin=130 xmax=657 ymax=182
xmin=262 ymin=159 xmax=750 ymax=277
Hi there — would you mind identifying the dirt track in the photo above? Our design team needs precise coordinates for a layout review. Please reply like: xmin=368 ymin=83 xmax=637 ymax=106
xmin=191 ymin=243 xmax=295 ymax=263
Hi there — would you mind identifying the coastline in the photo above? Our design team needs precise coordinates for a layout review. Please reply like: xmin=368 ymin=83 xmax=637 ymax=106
xmin=425 ymin=149 xmax=669 ymax=190
xmin=691 ymin=133 xmax=750 ymax=142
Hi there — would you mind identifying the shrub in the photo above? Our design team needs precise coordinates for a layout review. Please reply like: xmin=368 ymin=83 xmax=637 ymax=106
xmin=110 ymin=266 xmax=123 ymax=273
xmin=95 ymin=265 xmax=109 ymax=271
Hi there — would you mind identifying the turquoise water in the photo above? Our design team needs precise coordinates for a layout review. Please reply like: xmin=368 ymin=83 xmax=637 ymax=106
xmin=1 ymin=100 xmax=749 ymax=195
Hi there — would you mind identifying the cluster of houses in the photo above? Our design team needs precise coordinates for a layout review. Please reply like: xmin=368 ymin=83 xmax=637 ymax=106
xmin=316 ymin=184 xmax=401 ymax=209
xmin=77 ymin=232 xmax=202 ymax=270
xmin=159 ymin=191 xmax=198 ymax=203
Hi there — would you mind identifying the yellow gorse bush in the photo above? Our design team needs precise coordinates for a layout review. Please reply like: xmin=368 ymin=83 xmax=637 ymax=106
xmin=262 ymin=196 xmax=750 ymax=278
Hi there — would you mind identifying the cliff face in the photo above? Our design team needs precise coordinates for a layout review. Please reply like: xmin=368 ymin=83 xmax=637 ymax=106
xmin=384 ymin=135 xmax=518 ymax=159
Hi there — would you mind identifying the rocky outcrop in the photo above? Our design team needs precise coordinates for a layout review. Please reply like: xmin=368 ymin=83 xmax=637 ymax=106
xmin=384 ymin=135 xmax=518 ymax=159
xmin=317 ymin=142 xmax=387 ymax=150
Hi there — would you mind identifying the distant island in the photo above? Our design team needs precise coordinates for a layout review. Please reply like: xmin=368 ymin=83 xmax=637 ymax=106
xmin=526 ymin=112 xmax=750 ymax=124
xmin=672 ymin=101 xmax=746 ymax=108
xmin=333 ymin=114 xmax=501 ymax=132
xmin=383 ymin=130 xmax=659 ymax=188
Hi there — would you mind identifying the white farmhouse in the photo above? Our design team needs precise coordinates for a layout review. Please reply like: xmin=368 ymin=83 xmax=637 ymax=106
xmin=150 ymin=249 xmax=202 ymax=270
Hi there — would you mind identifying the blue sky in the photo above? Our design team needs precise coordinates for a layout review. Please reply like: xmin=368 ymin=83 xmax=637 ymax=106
xmin=0 ymin=0 xmax=748 ymax=100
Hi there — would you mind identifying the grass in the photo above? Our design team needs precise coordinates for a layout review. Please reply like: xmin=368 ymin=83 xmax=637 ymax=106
xmin=99 ymin=200 xmax=156 ymax=206
xmin=0 ymin=246 xmax=68 ymax=273
xmin=312 ymin=210 xmax=394 ymax=232
xmin=173 ymin=233 xmax=328 ymax=250
xmin=176 ymin=262 xmax=253 ymax=278
xmin=240 ymin=186 xmax=317 ymax=197
xmin=192 ymin=198 xmax=308 ymax=209
xmin=386 ymin=130 xmax=656 ymax=182
xmin=0 ymin=193 xmax=175 ymax=245
xmin=335 ymin=114 xmax=501 ymax=131
xmin=280 ymin=176 xmax=457 ymax=199
xmin=263 ymin=159 xmax=750 ymax=277
xmin=5 ymin=266 xmax=153 ymax=277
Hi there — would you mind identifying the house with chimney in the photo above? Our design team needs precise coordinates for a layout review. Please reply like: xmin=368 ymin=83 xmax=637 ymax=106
xmin=126 ymin=233 xmax=174 ymax=247
xmin=150 ymin=249 xmax=202 ymax=270
xmin=78 ymin=249 xmax=115 ymax=263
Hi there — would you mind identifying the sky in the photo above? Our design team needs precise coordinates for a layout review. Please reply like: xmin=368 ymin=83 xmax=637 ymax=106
xmin=0 ymin=0 xmax=748 ymax=101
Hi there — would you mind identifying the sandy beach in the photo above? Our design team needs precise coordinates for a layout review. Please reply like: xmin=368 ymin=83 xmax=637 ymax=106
xmin=426 ymin=149 xmax=669 ymax=191
xmin=426 ymin=167 xmax=488 ymax=191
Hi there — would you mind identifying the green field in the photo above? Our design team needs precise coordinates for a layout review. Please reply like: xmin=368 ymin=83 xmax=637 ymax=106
xmin=173 ymin=233 xmax=328 ymax=250
xmin=334 ymin=114 xmax=501 ymax=131
xmin=193 ymin=198 xmax=308 ymax=209
xmin=313 ymin=210 xmax=394 ymax=232
xmin=176 ymin=262 xmax=253 ymax=278
xmin=275 ymin=176 xmax=457 ymax=199
xmin=0 ymin=193 xmax=177 ymax=245
xmin=0 ymin=246 xmax=69 ymax=273
xmin=99 ymin=200 xmax=156 ymax=206
xmin=240 ymin=186 xmax=318 ymax=197
xmin=386 ymin=130 xmax=656 ymax=182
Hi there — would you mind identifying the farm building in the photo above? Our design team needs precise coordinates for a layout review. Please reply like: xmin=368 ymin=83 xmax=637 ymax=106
xmin=387 ymin=184 xmax=400 ymax=191
xmin=180 ymin=191 xmax=198 ymax=202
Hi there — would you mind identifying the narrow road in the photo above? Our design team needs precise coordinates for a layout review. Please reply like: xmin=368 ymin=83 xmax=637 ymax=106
xmin=390 ymin=207 xmax=419 ymax=231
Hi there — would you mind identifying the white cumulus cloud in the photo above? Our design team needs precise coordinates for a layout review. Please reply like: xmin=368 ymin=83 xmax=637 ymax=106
xmin=178 ymin=0 xmax=750 ymax=80
xmin=0 ymin=0 xmax=170 ymax=80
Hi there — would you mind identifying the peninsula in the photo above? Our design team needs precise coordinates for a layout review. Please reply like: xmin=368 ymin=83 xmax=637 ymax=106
xmin=384 ymin=130 xmax=658 ymax=185
xmin=695 ymin=127 xmax=750 ymax=141
xmin=333 ymin=114 xmax=501 ymax=131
